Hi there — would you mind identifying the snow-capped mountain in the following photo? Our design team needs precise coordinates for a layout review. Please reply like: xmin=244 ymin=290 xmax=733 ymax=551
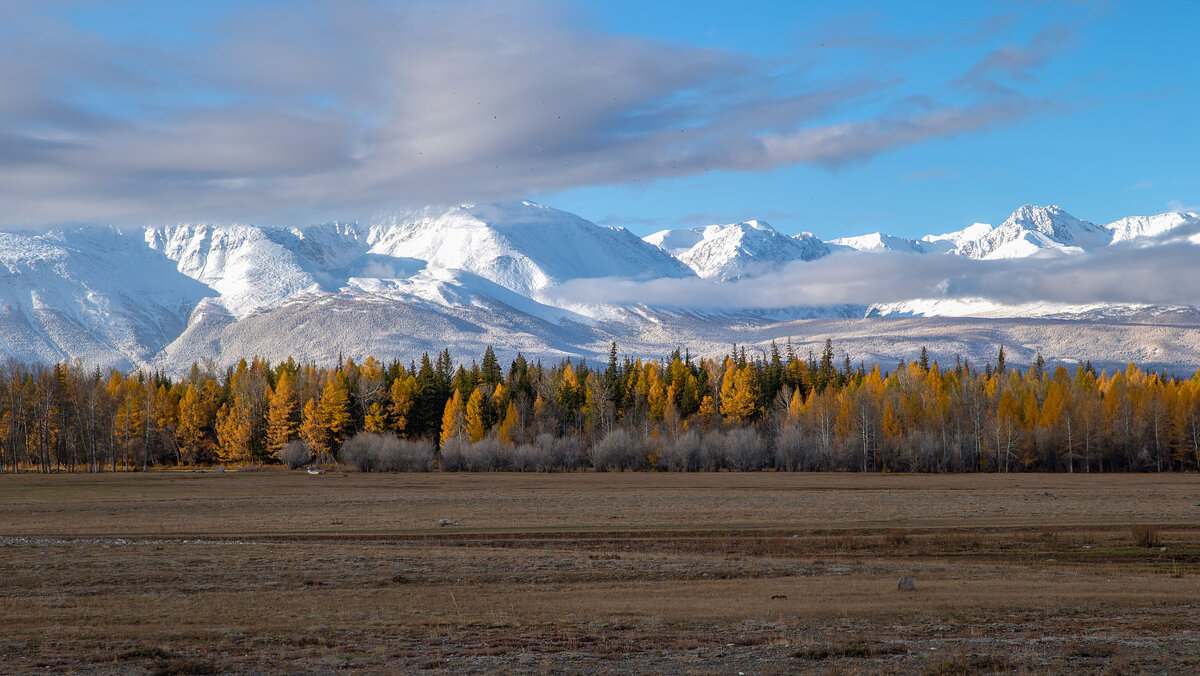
xmin=821 ymin=205 xmax=1114 ymax=259
xmin=953 ymin=205 xmax=1111 ymax=259
xmin=0 ymin=227 xmax=213 ymax=366
xmin=368 ymin=202 xmax=693 ymax=296
xmin=1106 ymin=211 xmax=1200 ymax=244
xmin=919 ymin=222 xmax=995 ymax=254
xmin=1 ymin=200 xmax=1198 ymax=372
xmin=643 ymin=220 xmax=829 ymax=280
xmin=829 ymin=232 xmax=926 ymax=253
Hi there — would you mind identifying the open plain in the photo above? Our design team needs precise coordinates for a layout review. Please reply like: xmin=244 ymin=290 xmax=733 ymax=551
xmin=1 ymin=472 xmax=1199 ymax=674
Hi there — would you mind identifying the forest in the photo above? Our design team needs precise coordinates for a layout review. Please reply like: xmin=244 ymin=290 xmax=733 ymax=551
xmin=1 ymin=340 xmax=1198 ymax=473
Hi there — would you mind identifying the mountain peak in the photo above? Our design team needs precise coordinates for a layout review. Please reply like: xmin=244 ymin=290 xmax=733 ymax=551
xmin=1002 ymin=204 xmax=1084 ymax=233
xmin=644 ymin=220 xmax=828 ymax=280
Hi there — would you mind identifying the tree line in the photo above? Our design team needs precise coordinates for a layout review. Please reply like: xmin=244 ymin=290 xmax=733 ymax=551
xmin=2 ymin=341 xmax=1198 ymax=473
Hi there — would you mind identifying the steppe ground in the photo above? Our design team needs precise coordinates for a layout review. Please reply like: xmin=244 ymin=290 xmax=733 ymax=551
xmin=1 ymin=472 xmax=1198 ymax=675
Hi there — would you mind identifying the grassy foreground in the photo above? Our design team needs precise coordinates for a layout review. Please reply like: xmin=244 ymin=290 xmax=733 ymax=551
xmin=1 ymin=472 xmax=1198 ymax=674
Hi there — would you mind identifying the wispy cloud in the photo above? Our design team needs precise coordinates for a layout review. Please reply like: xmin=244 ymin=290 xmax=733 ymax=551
xmin=955 ymin=25 xmax=1073 ymax=95
xmin=0 ymin=0 xmax=1072 ymax=227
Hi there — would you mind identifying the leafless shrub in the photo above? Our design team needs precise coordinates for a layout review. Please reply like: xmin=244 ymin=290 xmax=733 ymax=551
xmin=536 ymin=433 xmax=582 ymax=470
xmin=509 ymin=443 xmax=542 ymax=471
xmin=592 ymin=428 xmax=644 ymax=471
xmin=439 ymin=437 xmax=469 ymax=472
xmin=340 ymin=433 xmax=434 ymax=472
xmin=659 ymin=430 xmax=700 ymax=471
xmin=467 ymin=438 xmax=508 ymax=471
xmin=279 ymin=440 xmax=311 ymax=469
xmin=438 ymin=437 xmax=507 ymax=471
xmin=725 ymin=427 xmax=767 ymax=471
xmin=772 ymin=423 xmax=805 ymax=471
xmin=699 ymin=430 xmax=727 ymax=470
xmin=1131 ymin=523 xmax=1162 ymax=548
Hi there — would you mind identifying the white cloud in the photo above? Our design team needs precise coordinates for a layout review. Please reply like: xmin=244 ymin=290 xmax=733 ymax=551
xmin=0 ymin=0 xmax=1068 ymax=227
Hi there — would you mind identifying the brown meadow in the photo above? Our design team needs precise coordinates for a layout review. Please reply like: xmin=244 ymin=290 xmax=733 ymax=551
xmin=1 ymin=471 xmax=1198 ymax=674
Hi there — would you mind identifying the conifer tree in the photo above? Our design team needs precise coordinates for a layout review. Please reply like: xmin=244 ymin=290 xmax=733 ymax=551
xmin=441 ymin=388 xmax=466 ymax=442
xmin=176 ymin=384 xmax=209 ymax=464
xmin=265 ymin=370 xmax=298 ymax=456
xmin=480 ymin=346 xmax=502 ymax=386
xmin=299 ymin=398 xmax=329 ymax=459
xmin=497 ymin=400 xmax=521 ymax=445
xmin=388 ymin=374 xmax=416 ymax=436
xmin=721 ymin=364 xmax=759 ymax=425
xmin=215 ymin=402 xmax=253 ymax=464
xmin=363 ymin=402 xmax=389 ymax=434
xmin=318 ymin=373 xmax=352 ymax=448
xmin=465 ymin=387 xmax=487 ymax=442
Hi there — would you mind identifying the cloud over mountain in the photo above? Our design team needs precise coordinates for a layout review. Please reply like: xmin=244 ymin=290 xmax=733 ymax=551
xmin=0 ymin=0 xmax=1067 ymax=227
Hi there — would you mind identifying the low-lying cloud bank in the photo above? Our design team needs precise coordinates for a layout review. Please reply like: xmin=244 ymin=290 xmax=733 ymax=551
xmin=546 ymin=236 xmax=1200 ymax=311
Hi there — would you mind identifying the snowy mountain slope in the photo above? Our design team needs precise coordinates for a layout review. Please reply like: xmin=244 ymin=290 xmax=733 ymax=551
xmin=644 ymin=220 xmax=829 ymax=280
xmin=368 ymin=201 xmax=693 ymax=297
xmin=0 ymin=200 xmax=1199 ymax=372
xmin=0 ymin=202 xmax=697 ymax=369
xmin=954 ymin=205 xmax=1110 ymax=259
xmin=1106 ymin=211 xmax=1200 ymax=244
xmin=829 ymin=205 xmax=1184 ymax=260
xmin=0 ymin=227 xmax=213 ymax=368
xmin=919 ymin=222 xmax=994 ymax=254
xmin=146 ymin=223 xmax=335 ymax=319
xmin=829 ymin=232 xmax=926 ymax=253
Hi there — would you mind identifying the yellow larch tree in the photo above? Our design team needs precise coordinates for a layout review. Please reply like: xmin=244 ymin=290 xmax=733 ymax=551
xmin=318 ymin=372 xmax=352 ymax=448
xmin=465 ymin=387 xmax=487 ymax=442
xmin=363 ymin=402 xmax=389 ymax=434
xmin=388 ymin=375 xmax=416 ymax=436
xmin=175 ymin=383 xmax=210 ymax=464
xmin=497 ymin=400 xmax=521 ymax=445
xmin=265 ymin=370 xmax=298 ymax=457
xmin=721 ymin=364 xmax=759 ymax=425
xmin=441 ymin=388 xmax=466 ymax=442
xmin=698 ymin=395 xmax=716 ymax=426
xmin=299 ymin=398 xmax=329 ymax=459
xmin=214 ymin=401 xmax=253 ymax=464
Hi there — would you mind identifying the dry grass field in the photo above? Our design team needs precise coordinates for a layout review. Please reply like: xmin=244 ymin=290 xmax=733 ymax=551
xmin=1 ymin=471 xmax=1199 ymax=674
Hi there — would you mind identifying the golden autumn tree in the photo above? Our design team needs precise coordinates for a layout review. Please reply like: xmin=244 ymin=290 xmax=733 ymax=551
xmin=720 ymin=363 xmax=759 ymax=425
xmin=363 ymin=402 xmax=389 ymax=434
xmin=388 ymin=374 xmax=416 ymax=436
xmin=318 ymin=372 xmax=352 ymax=449
xmin=216 ymin=362 xmax=263 ymax=464
xmin=215 ymin=401 xmax=253 ymax=464
xmin=299 ymin=398 xmax=329 ymax=460
xmin=109 ymin=371 xmax=146 ymax=470
xmin=786 ymin=388 xmax=804 ymax=426
xmin=698 ymin=395 xmax=716 ymax=426
xmin=647 ymin=373 xmax=667 ymax=422
xmin=497 ymin=401 xmax=521 ymax=445
xmin=441 ymin=388 xmax=466 ymax=442
xmin=265 ymin=370 xmax=298 ymax=457
xmin=175 ymin=383 xmax=209 ymax=464
xmin=465 ymin=387 xmax=487 ymax=442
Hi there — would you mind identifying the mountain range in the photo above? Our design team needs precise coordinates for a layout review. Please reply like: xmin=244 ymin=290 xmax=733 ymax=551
xmin=2 ymin=200 xmax=1198 ymax=373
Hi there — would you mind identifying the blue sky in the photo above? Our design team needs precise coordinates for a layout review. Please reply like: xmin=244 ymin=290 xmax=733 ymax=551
xmin=2 ymin=0 xmax=1196 ymax=238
